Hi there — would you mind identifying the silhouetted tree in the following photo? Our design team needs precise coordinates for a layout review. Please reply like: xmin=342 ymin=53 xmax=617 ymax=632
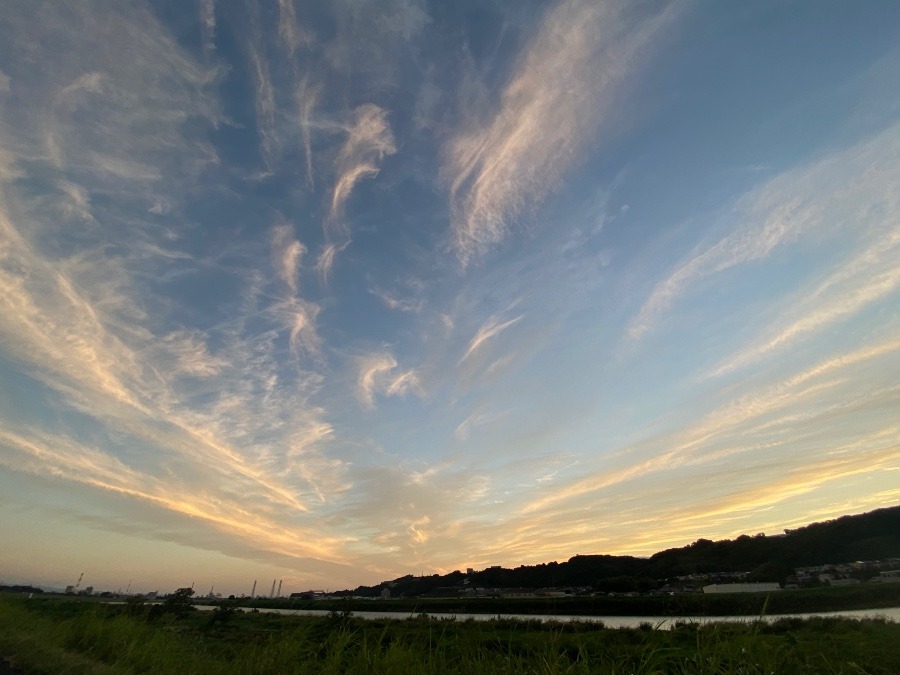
xmin=149 ymin=587 xmax=196 ymax=621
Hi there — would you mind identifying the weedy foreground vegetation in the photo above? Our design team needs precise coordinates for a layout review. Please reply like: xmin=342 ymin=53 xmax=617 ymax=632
xmin=1 ymin=595 xmax=898 ymax=674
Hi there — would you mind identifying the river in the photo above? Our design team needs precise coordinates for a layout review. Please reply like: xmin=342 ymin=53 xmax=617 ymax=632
xmin=193 ymin=604 xmax=900 ymax=629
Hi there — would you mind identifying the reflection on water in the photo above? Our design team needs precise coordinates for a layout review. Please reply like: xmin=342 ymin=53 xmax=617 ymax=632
xmin=194 ymin=605 xmax=900 ymax=629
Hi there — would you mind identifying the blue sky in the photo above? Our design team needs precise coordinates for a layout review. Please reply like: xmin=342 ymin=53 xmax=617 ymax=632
xmin=0 ymin=0 xmax=898 ymax=595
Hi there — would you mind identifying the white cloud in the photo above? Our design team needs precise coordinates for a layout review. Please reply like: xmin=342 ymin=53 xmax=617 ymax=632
xmin=199 ymin=0 xmax=216 ymax=52
xmin=277 ymin=0 xmax=313 ymax=56
xmin=246 ymin=35 xmax=277 ymax=165
xmin=356 ymin=352 xmax=422 ymax=408
xmin=329 ymin=104 xmax=396 ymax=228
xmin=0 ymin=1 xmax=349 ymax=573
xmin=161 ymin=330 xmax=227 ymax=378
xmin=55 ymin=180 xmax=95 ymax=222
xmin=315 ymin=241 xmax=345 ymax=282
xmin=444 ymin=0 xmax=683 ymax=263
xmin=294 ymin=76 xmax=319 ymax=189
xmin=369 ymin=287 xmax=423 ymax=313
xmin=519 ymin=336 xmax=900 ymax=517
xmin=281 ymin=298 xmax=321 ymax=357
xmin=710 ymin=225 xmax=900 ymax=377
xmin=629 ymin=123 xmax=900 ymax=341
xmin=316 ymin=104 xmax=396 ymax=279
xmin=385 ymin=369 xmax=422 ymax=397
xmin=459 ymin=314 xmax=523 ymax=364
xmin=271 ymin=220 xmax=307 ymax=294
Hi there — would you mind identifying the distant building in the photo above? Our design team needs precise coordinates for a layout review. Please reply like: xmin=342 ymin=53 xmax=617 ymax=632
xmin=380 ymin=588 xmax=391 ymax=600
xmin=869 ymin=570 xmax=900 ymax=584
xmin=702 ymin=582 xmax=780 ymax=594
xmin=496 ymin=588 xmax=536 ymax=598
xmin=828 ymin=578 xmax=859 ymax=587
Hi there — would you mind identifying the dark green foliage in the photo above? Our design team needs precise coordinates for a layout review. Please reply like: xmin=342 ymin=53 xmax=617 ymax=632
xmin=163 ymin=587 xmax=195 ymax=615
xmin=206 ymin=599 xmax=239 ymax=629
xmin=123 ymin=594 xmax=146 ymax=617
xmin=0 ymin=585 xmax=43 ymax=595
xmin=147 ymin=586 xmax=196 ymax=621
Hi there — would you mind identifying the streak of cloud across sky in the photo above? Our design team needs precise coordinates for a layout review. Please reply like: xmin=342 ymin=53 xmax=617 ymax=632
xmin=0 ymin=0 xmax=898 ymax=595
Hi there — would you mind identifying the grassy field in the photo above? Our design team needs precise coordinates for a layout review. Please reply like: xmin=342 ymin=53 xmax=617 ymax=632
xmin=1 ymin=595 xmax=899 ymax=674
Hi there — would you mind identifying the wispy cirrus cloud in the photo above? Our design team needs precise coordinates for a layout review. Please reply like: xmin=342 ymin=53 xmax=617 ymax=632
xmin=709 ymin=225 xmax=900 ymax=377
xmin=0 ymin=427 xmax=348 ymax=562
xmin=459 ymin=314 xmax=523 ymax=365
xmin=246 ymin=15 xmax=278 ymax=166
xmin=369 ymin=283 xmax=424 ymax=313
xmin=518 ymin=335 xmax=900 ymax=517
xmin=356 ymin=353 xmax=422 ymax=409
xmin=199 ymin=0 xmax=216 ymax=53
xmin=268 ymin=217 xmax=323 ymax=359
xmin=0 ymin=0 xmax=348 ymax=572
xmin=330 ymin=105 xmax=397 ymax=224
xmin=317 ymin=104 xmax=396 ymax=278
xmin=277 ymin=0 xmax=313 ymax=57
xmin=294 ymin=75 xmax=320 ymax=189
xmin=629 ymin=123 xmax=900 ymax=341
xmin=271 ymin=219 xmax=307 ymax=295
xmin=444 ymin=0 xmax=683 ymax=263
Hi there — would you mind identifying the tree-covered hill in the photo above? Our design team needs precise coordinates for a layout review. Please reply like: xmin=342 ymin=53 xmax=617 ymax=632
xmin=342 ymin=506 xmax=900 ymax=597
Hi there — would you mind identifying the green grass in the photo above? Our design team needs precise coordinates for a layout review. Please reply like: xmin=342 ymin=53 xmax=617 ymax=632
xmin=1 ymin=595 xmax=899 ymax=674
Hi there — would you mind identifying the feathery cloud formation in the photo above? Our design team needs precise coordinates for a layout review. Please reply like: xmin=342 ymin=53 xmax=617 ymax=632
xmin=445 ymin=0 xmax=683 ymax=263
xmin=629 ymin=123 xmax=900 ymax=342
xmin=356 ymin=353 xmax=422 ymax=408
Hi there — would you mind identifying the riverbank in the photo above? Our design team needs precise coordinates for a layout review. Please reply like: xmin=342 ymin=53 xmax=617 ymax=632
xmin=2 ymin=595 xmax=899 ymax=674
xmin=240 ymin=582 xmax=900 ymax=616
xmin=191 ymin=603 xmax=900 ymax=629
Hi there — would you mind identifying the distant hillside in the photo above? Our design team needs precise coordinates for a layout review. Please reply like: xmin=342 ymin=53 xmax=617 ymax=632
xmin=343 ymin=506 xmax=900 ymax=598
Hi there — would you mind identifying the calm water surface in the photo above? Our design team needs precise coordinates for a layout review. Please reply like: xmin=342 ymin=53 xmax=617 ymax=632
xmin=194 ymin=604 xmax=900 ymax=629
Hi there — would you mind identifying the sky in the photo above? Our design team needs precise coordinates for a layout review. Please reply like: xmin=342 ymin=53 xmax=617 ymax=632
xmin=0 ymin=0 xmax=898 ymax=596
